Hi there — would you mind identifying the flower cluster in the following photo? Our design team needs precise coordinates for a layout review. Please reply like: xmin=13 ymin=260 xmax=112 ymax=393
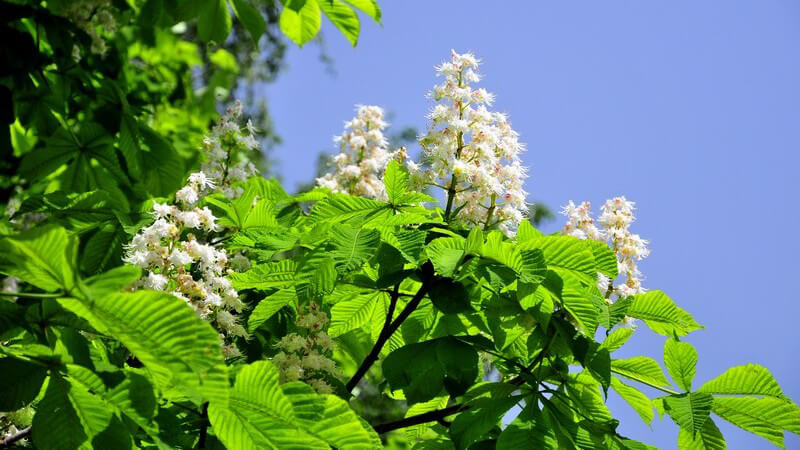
xmin=180 ymin=101 xmax=259 ymax=204
xmin=272 ymin=303 xmax=339 ymax=394
xmin=561 ymin=196 xmax=651 ymax=324
xmin=597 ymin=197 xmax=650 ymax=299
xmin=316 ymin=105 xmax=407 ymax=200
xmin=561 ymin=201 xmax=603 ymax=241
xmin=123 ymin=201 xmax=247 ymax=352
xmin=61 ymin=0 xmax=119 ymax=56
xmin=123 ymin=102 xmax=259 ymax=358
xmin=409 ymin=50 xmax=528 ymax=236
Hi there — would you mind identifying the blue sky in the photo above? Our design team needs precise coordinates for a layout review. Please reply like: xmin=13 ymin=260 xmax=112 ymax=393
xmin=262 ymin=1 xmax=800 ymax=447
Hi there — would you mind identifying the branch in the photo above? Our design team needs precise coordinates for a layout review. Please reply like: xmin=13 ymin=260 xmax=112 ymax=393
xmin=197 ymin=403 xmax=209 ymax=449
xmin=0 ymin=427 xmax=31 ymax=446
xmin=346 ymin=264 xmax=434 ymax=392
xmin=373 ymin=404 xmax=467 ymax=434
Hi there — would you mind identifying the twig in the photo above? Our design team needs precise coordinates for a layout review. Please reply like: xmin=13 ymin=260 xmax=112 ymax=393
xmin=373 ymin=404 xmax=467 ymax=434
xmin=197 ymin=403 xmax=209 ymax=448
xmin=346 ymin=264 xmax=434 ymax=392
xmin=0 ymin=427 xmax=31 ymax=446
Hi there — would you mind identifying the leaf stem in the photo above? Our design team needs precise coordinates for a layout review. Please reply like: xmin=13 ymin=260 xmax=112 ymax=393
xmin=0 ymin=291 xmax=63 ymax=299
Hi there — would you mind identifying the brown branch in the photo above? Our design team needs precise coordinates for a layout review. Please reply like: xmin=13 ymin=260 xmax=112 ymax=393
xmin=345 ymin=263 xmax=434 ymax=392
xmin=0 ymin=427 xmax=31 ymax=446
xmin=373 ymin=404 xmax=467 ymax=434
xmin=197 ymin=403 xmax=209 ymax=448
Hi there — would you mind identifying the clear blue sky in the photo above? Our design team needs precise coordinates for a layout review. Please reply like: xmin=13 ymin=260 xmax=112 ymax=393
xmin=262 ymin=2 xmax=800 ymax=447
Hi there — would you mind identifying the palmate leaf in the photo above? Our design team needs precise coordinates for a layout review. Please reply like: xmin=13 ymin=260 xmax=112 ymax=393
xmin=697 ymin=364 xmax=799 ymax=447
xmin=712 ymin=397 xmax=800 ymax=448
xmin=611 ymin=377 xmax=654 ymax=425
xmin=319 ymin=0 xmax=360 ymax=46
xmin=383 ymin=160 xmax=409 ymax=204
xmin=405 ymin=396 xmax=450 ymax=441
xmin=626 ymin=291 xmax=703 ymax=337
xmin=450 ymin=396 xmax=522 ymax=450
xmin=698 ymin=364 xmax=788 ymax=400
xmin=0 ymin=224 xmax=78 ymax=292
xmin=310 ymin=193 xmax=389 ymax=224
xmin=59 ymin=291 xmax=229 ymax=405
xmin=328 ymin=224 xmax=381 ymax=273
xmin=248 ymin=288 xmax=296 ymax=332
xmin=663 ymin=392 xmax=714 ymax=438
xmin=517 ymin=235 xmax=598 ymax=280
xmin=343 ymin=0 xmax=381 ymax=22
xmin=664 ymin=339 xmax=698 ymax=392
xmin=600 ymin=328 xmax=635 ymax=353
xmin=0 ymin=357 xmax=47 ymax=411
xmin=280 ymin=0 xmax=322 ymax=47
xmin=229 ymin=260 xmax=296 ymax=290
xmin=611 ymin=356 xmax=672 ymax=388
xmin=198 ymin=0 xmax=232 ymax=43
xmin=209 ymin=361 xmax=375 ymax=449
xmin=329 ymin=290 xmax=387 ymax=337
xmin=32 ymin=375 xmax=131 ymax=450
xmin=231 ymin=0 xmax=267 ymax=42
xmin=678 ymin=417 xmax=726 ymax=450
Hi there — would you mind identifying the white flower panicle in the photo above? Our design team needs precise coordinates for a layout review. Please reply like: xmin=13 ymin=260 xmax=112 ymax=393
xmin=178 ymin=101 xmax=259 ymax=207
xmin=272 ymin=303 xmax=339 ymax=394
xmin=124 ymin=102 xmax=260 ymax=357
xmin=410 ymin=50 xmax=528 ymax=236
xmin=560 ymin=196 xmax=651 ymax=326
xmin=599 ymin=197 xmax=650 ymax=300
xmin=316 ymin=105 xmax=407 ymax=200
xmin=62 ymin=0 xmax=118 ymax=56
xmin=561 ymin=201 xmax=604 ymax=241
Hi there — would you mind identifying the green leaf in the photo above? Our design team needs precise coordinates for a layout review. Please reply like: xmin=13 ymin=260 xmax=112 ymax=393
xmin=0 ymin=357 xmax=47 ymax=410
xmin=600 ymin=328 xmax=635 ymax=353
xmin=209 ymin=361 xmax=375 ymax=449
xmin=429 ymin=279 xmax=473 ymax=314
xmin=678 ymin=417 xmax=726 ymax=450
xmin=248 ymin=289 xmax=295 ymax=332
xmin=0 ymin=224 xmax=78 ymax=292
xmin=497 ymin=408 xmax=558 ymax=449
xmin=711 ymin=397 xmax=800 ymax=447
xmin=198 ymin=0 xmax=232 ymax=43
xmin=280 ymin=0 xmax=322 ymax=47
xmin=611 ymin=377 xmax=654 ymax=425
xmin=229 ymin=260 xmax=296 ymax=290
xmin=664 ymin=339 xmax=698 ymax=392
xmin=405 ymin=396 xmax=449 ymax=441
xmin=383 ymin=160 xmax=408 ymax=204
xmin=383 ymin=337 xmax=478 ymax=404
xmin=517 ymin=235 xmax=598 ymax=279
xmin=84 ymin=265 xmax=141 ymax=297
xmin=626 ymin=291 xmax=703 ymax=337
xmin=32 ymin=375 xmax=120 ymax=450
xmin=426 ymin=237 xmax=465 ymax=277
xmin=698 ymin=364 xmax=788 ymax=400
xmin=231 ymin=0 xmax=266 ymax=42
xmin=329 ymin=290 xmax=386 ymax=337
xmin=663 ymin=392 xmax=713 ymax=438
xmin=611 ymin=357 xmax=671 ymax=388
xmin=450 ymin=396 xmax=521 ymax=450
xmin=319 ymin=0 xmax=360 ymax=46
xmin=343 ymin=0 xmax=381 ymax=22
xmin=58 ymin=291 xmax=228 ymax=405
xmin=328 ymin=224 xmax=381 ymax=273
xmin=311 ymin=193 xmax=388 ymax=224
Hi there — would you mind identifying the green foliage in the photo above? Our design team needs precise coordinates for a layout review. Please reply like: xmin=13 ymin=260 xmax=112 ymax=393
xmin=1 ymin=2 xmax=796 ymax=448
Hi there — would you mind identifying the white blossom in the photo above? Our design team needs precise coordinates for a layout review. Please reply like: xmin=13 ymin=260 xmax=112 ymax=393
xmin=316 ymin=105 xmax=407 ymax=200
xmin=410 ymin=50 xmax=528 ymax=236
